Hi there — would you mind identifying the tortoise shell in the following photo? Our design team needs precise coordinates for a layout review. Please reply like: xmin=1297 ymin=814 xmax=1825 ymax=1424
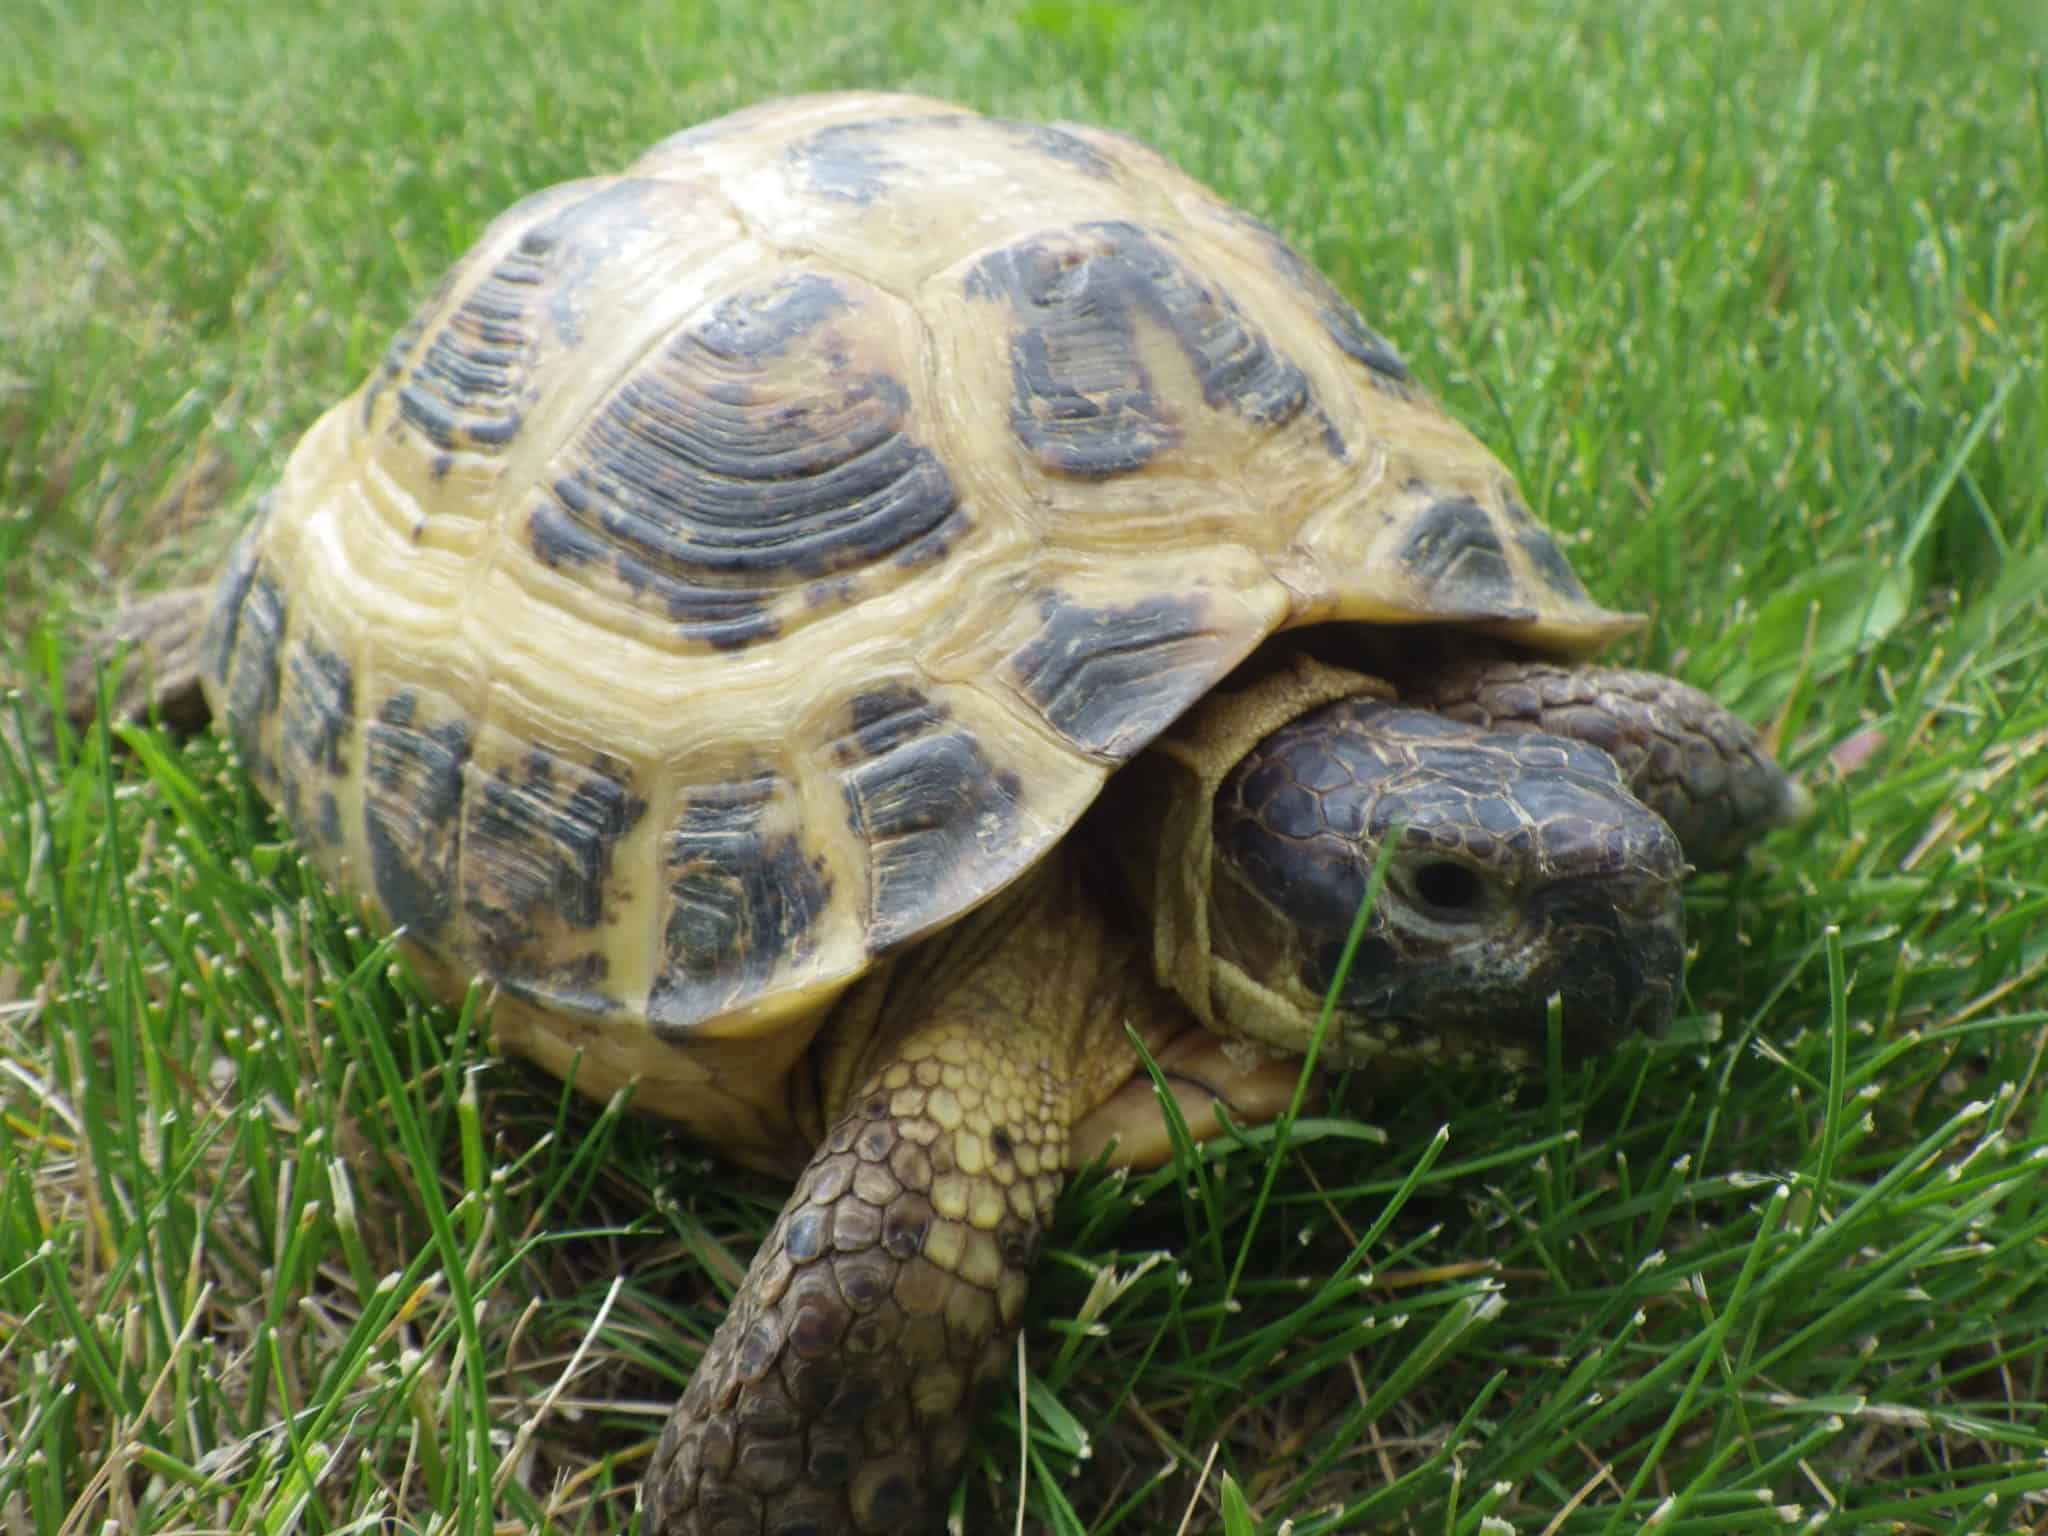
xmin=201 ymin=92 xmax=1638 ymax=1161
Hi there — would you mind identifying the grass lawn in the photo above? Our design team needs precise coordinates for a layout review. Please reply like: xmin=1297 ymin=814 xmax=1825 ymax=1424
xmin=5 ymin=0 xmax=2046 ymax=1532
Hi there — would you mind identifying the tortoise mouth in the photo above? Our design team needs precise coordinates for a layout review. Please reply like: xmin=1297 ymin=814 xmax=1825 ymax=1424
xmin=1311 ymin=872 xmax=1685 ymax=1066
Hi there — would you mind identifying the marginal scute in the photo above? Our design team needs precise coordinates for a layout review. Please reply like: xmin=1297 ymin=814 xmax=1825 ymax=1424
xmin=275 ymin=631 xmax=354 ymax=837
xmin=1007 ymin=590 xmax=1223 ymax=758
xmin=530 ymin=268 xmax=961 ymax=646
xmin=1320 ymin=306 xmax=1414 ymax=394
xmin=218 ymin=570 xmax=286 ymax=781
xmin=1519 ymin=528 xmax=1592 ymax=601
xmin=201 ymin=502 xmax=270 ymax=688
xmin=964 ymin=220 xmax=1315 ymax=479
xmin=832 ymin=686 xmax=1026 ymax=950
xmin=496 ymin=951 xmax=620 ymax=1020
xmin=278 ymin=634 xmax=354 ymax=779
xmin=1399 ymin=496 xmax=1523 ymax=614
xmin=463 ymin=747 xmax=646 ymax=985
xmin=652 ymin=770 xmax=832 ymax=1033
xmin=362 ymin=690 xmax=472 ymax=940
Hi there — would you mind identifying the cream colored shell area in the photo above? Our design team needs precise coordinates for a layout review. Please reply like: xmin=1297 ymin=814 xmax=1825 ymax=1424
xmin=615 ymin=90 xmax=1633 ymax=644
xmin=238 ymin=92 xmax=1636 ymax=1056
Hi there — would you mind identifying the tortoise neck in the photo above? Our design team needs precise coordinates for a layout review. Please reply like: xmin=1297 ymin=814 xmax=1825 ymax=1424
xmin=1096 ymin=650 xmax=1381 ymax=1033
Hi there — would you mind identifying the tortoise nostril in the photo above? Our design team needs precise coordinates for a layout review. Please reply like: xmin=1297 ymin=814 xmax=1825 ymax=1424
xmin=1414 ymin=860 xmax=1484 ymax=914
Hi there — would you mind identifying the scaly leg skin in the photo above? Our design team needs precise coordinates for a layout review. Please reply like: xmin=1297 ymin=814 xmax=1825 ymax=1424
xmin=640 ymin=859 xmax=1150 ymax=1536
xmin=1401 ymin=657 xmax=1810 ymax=869
xmin=64 ymin=585 xmax=214 ymax=734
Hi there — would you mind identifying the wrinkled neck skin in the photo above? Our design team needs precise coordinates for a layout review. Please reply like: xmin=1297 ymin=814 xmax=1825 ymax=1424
xmin=1101 ymin=652 xmax=1385 ymax=1056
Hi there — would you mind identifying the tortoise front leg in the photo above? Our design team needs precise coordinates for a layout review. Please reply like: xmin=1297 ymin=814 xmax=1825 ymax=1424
xmin=1401 ymin=658 xmax=1810 ymax=869
xmin=642 ymin=863 xmax=1146 ymax=1536
xmin=643 ymin=1053 xmax=1061 ymax=1534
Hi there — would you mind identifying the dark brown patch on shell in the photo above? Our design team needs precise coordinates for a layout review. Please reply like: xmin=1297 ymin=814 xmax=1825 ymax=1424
xmin=216 ymin=570 xmax=286 ymax=785
xmin=464 ymin=749 xmax=646 ymax=978
xmin=392 ymin=180 xmax=661 ymax=455
xmin=1399 ymin=496 xmax=1526 ymax=615
xmin=831 ymin=683 xmax=946 ymax=766
xmin=1007 ymin=590 xmax=1221 ymax=758
xmin=316 ymin=791 xmax=343 ymax=847
xmin=989 ymin=118 xmax=1115 ymax=178
xmin=278 ymin=634 xmax=354 ymax=779
xmin=1316 ymin=304 xmax=1412 ymax=395
xmin=964 ymin=220 xmax=1315 ymax=480
xmin=275 ymin=632 xmax=354 ymax=842
xmin=362 ymin=691 xmax=471 ymax=940
xmin=361 ymin=267 xmax=459 ymax=431
xmin=790 ymin=119 xmax=908 ymax=204
xmin=792 ymin=114 xmax=1114 ymax=206
xmin=526 ymin=499 xmax=610 ymax=569
xmin=201 ymin=500 xmax=273 ymax=690
xmin=1518 ymin=528 xmax=1591 ymax=602
xmin=396 ymin=225 xmax=553 ymax=453
xmin=833 ymin=686 xmax=1024 ymax=950
xmin=1236 ymin=214 xmax=1416 ymax=396
xmin=531 ymin=270 xmax=961 ymax=648
xmin=650 ymin=770 xmax=832 ymax=1033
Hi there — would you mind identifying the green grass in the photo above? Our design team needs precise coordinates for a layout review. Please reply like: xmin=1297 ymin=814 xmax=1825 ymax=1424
xmin=4 ymin=0 xmax=2046 ymax=1532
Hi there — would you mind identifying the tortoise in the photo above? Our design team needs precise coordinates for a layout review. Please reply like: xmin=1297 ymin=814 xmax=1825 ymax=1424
xmin=93 ymin=92 xmax=1807 ymax=1536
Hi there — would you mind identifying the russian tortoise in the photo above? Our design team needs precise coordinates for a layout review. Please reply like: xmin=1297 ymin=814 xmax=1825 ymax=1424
xmin=108 ymin=93 xmax=1807 ymax=1535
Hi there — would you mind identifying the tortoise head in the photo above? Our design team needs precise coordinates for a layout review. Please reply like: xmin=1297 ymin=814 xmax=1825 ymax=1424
xmin=1160 ymin=685 xmax=1687 ymax=1069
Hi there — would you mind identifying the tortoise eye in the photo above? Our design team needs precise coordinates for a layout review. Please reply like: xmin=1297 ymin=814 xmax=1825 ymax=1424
xmin=1412 ymin=859 xmax=1484 ymax=916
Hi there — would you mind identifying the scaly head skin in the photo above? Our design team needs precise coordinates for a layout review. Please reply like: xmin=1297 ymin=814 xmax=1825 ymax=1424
xmin=1207 ymin=695 xmax=1687 ymax=1065
xmin=1393 ymin=655 xmax=1812 ymax=871
xmin=1112 ymin=649 xmax=1807 ymax=1074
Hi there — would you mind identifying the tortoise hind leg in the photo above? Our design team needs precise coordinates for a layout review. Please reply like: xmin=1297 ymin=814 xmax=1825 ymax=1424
xmin=64 ymin=585 xmax=215 ymax=735
xmin=1402 ymin=656 xmax=1809 ymax=869
xmin=641 ymin=860 xmax=1147 ymax=1536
